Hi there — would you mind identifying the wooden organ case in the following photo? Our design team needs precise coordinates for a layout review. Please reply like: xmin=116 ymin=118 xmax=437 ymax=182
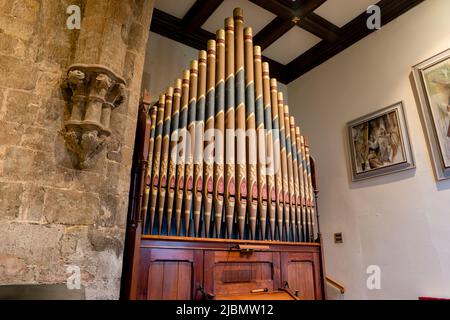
xmin=122 ymin=8 xmax=326 ymax=301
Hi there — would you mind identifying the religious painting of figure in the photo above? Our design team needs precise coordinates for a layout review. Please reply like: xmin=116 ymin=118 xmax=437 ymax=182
xmin=347 ymin=102 xmax=415 ymax=181
xmin=413 ymin=49 xmax=450 ymax=180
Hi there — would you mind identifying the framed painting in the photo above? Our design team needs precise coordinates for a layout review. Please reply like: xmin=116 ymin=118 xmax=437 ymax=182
xmin=347 ymin=102 xmax=415 ymax=181
xmin=413 ymin=49 xmax=450 ymax=180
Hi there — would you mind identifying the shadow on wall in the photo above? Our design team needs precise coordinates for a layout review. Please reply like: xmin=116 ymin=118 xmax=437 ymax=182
xmin=409 ymin=72 xmax=450 ymax=191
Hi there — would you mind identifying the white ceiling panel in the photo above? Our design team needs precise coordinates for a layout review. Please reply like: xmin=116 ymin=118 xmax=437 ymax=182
xmin=155 ymin=0 xmax=197 ymax=19
xmin=202 ymin=0 xmax=276 ymax=35
xmin=262 ymin=27 xmax=321 ymax=65
xmin=314 ymin=0 xmax=378 ymax=27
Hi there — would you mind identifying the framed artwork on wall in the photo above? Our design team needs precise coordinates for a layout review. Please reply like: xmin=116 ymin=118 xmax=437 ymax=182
xmin=347 ymin=102 xmax=415 ymax=181
xmin=413 ymin=49 xmax=450 ymax=180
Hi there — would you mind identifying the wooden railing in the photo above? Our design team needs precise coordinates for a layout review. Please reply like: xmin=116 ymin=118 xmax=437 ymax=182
xmin=326 ymin=276 xmax=345 ymax=294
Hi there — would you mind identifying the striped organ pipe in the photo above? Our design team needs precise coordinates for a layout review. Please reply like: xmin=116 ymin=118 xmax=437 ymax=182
xmin=276 ymin=91 xmax=290 ymax=241
xmin=136 ymin=95 xmax=152 ymax=227
xmin=203 ymin=40 xmax=216 ymax=238
xmin=299 ymin=131 xmax=310 ymax=242
xmin=288 ymin=115 xmax=302 ymax=242
xmin=157 ymin=87 xmax=173 ymax=235
xmin=234 ymin=8 xmax=247 ymax=240
xmin=261 ymin=61 xmax=276 ymax=241
xmin=244 ymin=27 xmax=258 ymax=240
xmin=149 ymin=94 xmax=165 ymax=234
xmin=283 ymin=102 xmax=296 ymax=241
xmin=304 ymin=137 xmax=315 ymax=242
xmin=142 ymin=104 xmax=157 ymax=233
xmin=253 ymin=46 xmax=268 ymax=240
xmin=184 ymin=60 xmax=198 ymax=237
xmin=270 ymin=79 xmax=284 ymax=241
xmin=295 ymin=127 xmax=307 ymax=242
xmin=302 ymin=135 xmax=312 ymax=242
xmin=224 ymin=17 xmax=236 ymax=239
xmin=214 ymin=29 xmax=226 ymax=238
xmin=193 ymin=51 xmax=207 ymax=237
xmin=166 ymin=79 xmax=182 ymax=235
xmin=174 ymin=70 xmax=190 ymax=236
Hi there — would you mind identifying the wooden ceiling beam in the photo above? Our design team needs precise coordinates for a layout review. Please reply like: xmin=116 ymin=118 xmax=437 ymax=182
xmin=249 ymin=0 xmax=295 ymax=20
xmin=254 ymin=17 xmax=295 ymax=50
xmin=250 ymin=0 xmax=326 ymax=19
xmin=297 ymin=13 xmax=340 ymax=42
xmin=151 ymin=9 xmax=211 ymax=51
xmin=294 ymin=0 xmax=327 ymax=17
xmin=182 ymin=0 xmax=224 ymax=32
xmin=251 ymin=0 xmax=338 ymax=42
xmin=150 ymin=9 xmax=288 ymax=84
xmin=151 ymin=0 xmax=424 ymax=84
xmin=283 ymin=0 xmax=425 ymax=83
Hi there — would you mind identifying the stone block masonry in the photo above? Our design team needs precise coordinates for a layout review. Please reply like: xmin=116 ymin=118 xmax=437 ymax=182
xmin=0 ymin=0 xmax=154 ymax=299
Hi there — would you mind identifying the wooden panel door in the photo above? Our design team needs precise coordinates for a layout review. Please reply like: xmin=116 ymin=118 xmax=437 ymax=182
xmin=137 ymin=248 xmax=203 ymax=300
xmin=280 ymin=252 xmax=322 ymax=300
xmin=204 ymin=251 xmax=281 ymax=297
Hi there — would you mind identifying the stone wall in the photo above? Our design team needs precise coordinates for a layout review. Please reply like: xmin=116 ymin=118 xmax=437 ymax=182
xmin=0 ymin=0 xmax=154 ymax=299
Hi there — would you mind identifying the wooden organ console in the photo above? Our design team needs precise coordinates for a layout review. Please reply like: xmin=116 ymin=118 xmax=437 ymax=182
xmin=122 ymin=8 xmax=326 ymax=301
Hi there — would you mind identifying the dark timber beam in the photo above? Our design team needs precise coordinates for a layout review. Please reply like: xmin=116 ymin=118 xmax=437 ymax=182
xmin=275 ymin=0 xmax=301 ymax=10
xmin=250 ymin=0 xmax=326 ymax=19
xmin=254 ymin=17 xmax=295 ymax=50
xmin=150 ymin=9 xmax=287 ymax=84
xmin=249 ymin=0 xmax=295 ymax=19
xmin=151 ymin=9 xmax=212 ymax=51
xmin=295 ymin=0 xmax=327 ymax=17
xmin=182 ymin=0 xmax=224 ymax=32
xmin=283 ymin=0 xmax=425 ymax=83
xmin=297 ymin=13 xmax=340 ymax=42
xmin=293 ymin=1 xmax=340 ymax=42
xmin=151 ymin=0 xmax=424 ymax=84
xmin=251 ymin=0 xmax=339 ymax=42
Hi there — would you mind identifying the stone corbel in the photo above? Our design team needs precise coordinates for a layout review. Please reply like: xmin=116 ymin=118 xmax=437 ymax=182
xmin=62 ymin=64 xmax=126 ymax=169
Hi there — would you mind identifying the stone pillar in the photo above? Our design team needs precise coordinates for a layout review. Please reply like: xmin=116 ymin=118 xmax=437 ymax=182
xmin=0 ymin=0 xmax=154 ymax=299
xmin=62 ymin=0 xmax=151 ymax=169
xmin=74 ymin=1 xmax=131 ymax=73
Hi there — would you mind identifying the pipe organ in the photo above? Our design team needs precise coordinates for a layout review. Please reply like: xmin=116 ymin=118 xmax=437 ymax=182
xmin=125 ymin=8 xmax=326 ymax=300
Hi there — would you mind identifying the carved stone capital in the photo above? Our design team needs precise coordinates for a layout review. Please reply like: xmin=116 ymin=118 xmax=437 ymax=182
xmin=62 ymin=64 xmax=127 ymax=169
